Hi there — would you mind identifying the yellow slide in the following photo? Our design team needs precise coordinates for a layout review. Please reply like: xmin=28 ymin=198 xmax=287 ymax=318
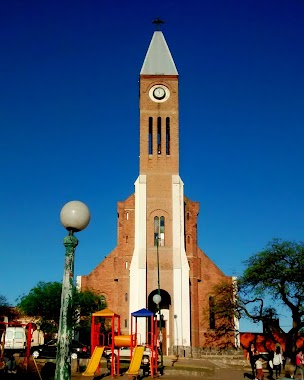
xmin=82 ymin=346 xmax=105 ymax=377
xmin=125 ymin=346 xmax=145 ymax=376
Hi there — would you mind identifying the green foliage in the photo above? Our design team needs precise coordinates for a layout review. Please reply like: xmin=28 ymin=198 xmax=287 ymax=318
xmin=239 ymin=239 xmax=304 ymax=316
xmin=240 ymin=239 xmax=304 ymax=301
xmin=0 ymin=295 xmax=8 ymax=307
xmin=0 ymin=294 xmax=19 ymax=320
xmin=17 ymin=281 xmax=106 ymax=336
xmin=238 ymin=238 xmax=304 ymax=354
xmin=205 ymin=239 xmax=304 ymax=353
xmin=74 ymin=290 xmax=106 ymax=317
xmin=18 ymin=282 xmax=62 ymax=326
xmin=0 ymin=294 xmax=9 ymax=313
xmin=73 ymin=290 xmax=107 ymax=341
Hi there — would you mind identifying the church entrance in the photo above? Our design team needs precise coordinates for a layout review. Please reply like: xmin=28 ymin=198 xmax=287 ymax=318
xmin=148 ymin=290 xmax=171 ymax=356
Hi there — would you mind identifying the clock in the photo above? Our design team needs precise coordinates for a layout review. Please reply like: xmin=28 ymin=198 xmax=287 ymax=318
xmin=149 ymin=85 xmax=170 ymax=102
xmin=153 ymin=87 xmax=166 ymax=100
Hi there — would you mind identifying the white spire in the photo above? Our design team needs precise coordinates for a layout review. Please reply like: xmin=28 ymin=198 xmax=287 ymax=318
xmin=140 ymin=31 xmax=178 ymax=75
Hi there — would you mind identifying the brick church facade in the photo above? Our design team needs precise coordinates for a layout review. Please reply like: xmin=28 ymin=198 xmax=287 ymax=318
xmin=78 ymin=29 xmax=236 ymax=354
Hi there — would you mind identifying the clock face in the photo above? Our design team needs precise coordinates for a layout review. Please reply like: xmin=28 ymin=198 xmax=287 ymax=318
xmin=149 ymin=85 xmax=170 ymax=103
xmin=153 ymin=87 xmax=166 ymax=100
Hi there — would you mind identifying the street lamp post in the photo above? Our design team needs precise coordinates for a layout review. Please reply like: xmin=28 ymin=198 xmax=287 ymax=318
xmin=54 ymin=201 xmax=90 ymax=380
xmin=152 ymin=294 xmax=163 ymax=371
xmin=153 ymin=237 xmax=163 ymax=369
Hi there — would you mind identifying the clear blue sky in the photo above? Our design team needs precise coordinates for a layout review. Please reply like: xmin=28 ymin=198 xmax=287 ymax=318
xmin=1 ymin=0 xmax=303 ymax=333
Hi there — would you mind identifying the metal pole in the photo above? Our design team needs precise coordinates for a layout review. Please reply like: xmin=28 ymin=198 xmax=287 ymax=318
xmin=156 ymin=237 xmax=163 ymax=368
xmin=54 ymin=230 xmax=78 ymax=380
xmin=156 ymin=237 xmax=160 ymax=297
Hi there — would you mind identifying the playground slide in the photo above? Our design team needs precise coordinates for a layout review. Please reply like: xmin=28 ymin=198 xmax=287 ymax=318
xmin=82 ymin=346 xmax=105 ymax=377
xmin=125 ymin=346 xmax=145 ymax=376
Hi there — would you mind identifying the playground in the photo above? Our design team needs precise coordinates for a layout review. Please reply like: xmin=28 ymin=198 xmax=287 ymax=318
xmin=82 ymin=307 xmax=161 ymax=378
xmin=0 ymin=307 xmax=162 ymax=378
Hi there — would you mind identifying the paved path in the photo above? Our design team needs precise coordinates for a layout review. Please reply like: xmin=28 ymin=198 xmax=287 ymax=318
xmin=72 ymin=368 xmax=245 ymax=379
xmin=6 ymin=355 xmax=296 ymax=380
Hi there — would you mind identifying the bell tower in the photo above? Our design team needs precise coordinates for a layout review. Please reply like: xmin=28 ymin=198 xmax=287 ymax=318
xmin=80 ymin=23 xmax=235 ymax=353
xmin=129 ymin=28 xmax=191 ymax=349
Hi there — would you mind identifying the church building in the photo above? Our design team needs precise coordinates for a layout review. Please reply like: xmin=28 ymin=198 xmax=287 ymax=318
xmin=78 ymin=28 xmax=235 ymax=355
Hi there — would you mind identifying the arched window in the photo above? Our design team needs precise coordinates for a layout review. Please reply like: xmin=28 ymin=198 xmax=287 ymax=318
xmin=124 ymin=319 xmax=128 ymax=328
xmin=125 ymin=235 xmax=128 ymax=243
xmin=125 ymin=293 xmax=128 ymax=301
xmin=166 ymin=117 xmax=170 ymax=155
xmin=154 ymin=216 xmax=165 ymax=246
xmin=209 ymin=296 xmax=215 ymax=329
xmin=149 ymin=117 xmax=153 ymax=154
xmin=187 ymin=235 xmax=190 ymax=244
xmin=187 ymin=212 xmax=190 ymax=221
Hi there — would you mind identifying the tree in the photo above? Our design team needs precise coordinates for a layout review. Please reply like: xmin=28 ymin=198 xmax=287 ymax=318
xmin=17 ymin=281 xmax=106 ymax=336
xmin=0 ymin=294 xmax=9 ymax=316
xmin=202 ymin=280 xmax=239 ymax=349
xmin=0 ymin=294 xmax=9 ymax=338
xmin=238 ymin=238 xmax=304 ymax=356
xmin=17 ymin=281 xmax=62 ymax=335
xmin=73 ymin=290 xmax=106 ymax=345
xmin=0 ymin=294 xmax=20 ymax=341
xmin=0 ymin=294 xmax=19 ymax=321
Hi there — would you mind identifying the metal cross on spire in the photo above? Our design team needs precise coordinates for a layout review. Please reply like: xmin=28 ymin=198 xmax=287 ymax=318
xmin=152 ymin=17 xmax=165 ymax=30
